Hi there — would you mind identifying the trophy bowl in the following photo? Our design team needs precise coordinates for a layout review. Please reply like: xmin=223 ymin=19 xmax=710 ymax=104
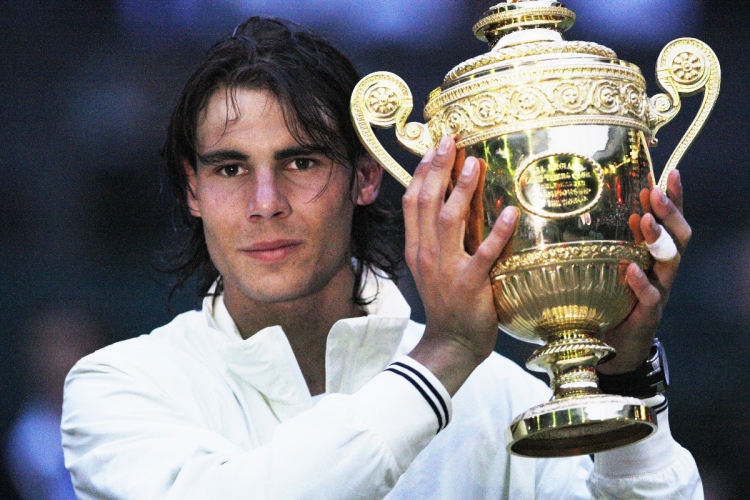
xmin=351 ymin=0 xmax=719 ymax=457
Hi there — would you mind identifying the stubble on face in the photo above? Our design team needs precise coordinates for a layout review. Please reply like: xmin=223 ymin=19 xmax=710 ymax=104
xmin=188 ymin=87 xmax=362 ymax=332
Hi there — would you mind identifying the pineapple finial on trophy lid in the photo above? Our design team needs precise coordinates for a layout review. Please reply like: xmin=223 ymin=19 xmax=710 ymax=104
xmin=443 ymin=1 xmax=609 ymax=84
xmin=351 ymin=0 xmax=720 ymax=459
xmin=473 ymin=1 xmax=576 ymax=49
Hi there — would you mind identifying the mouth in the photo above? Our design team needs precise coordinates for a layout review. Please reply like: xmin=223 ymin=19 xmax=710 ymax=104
xmin=240 ymin=240 xmax=303 ymax=263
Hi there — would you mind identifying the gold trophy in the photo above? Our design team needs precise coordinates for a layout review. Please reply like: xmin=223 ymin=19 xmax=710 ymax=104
xmin=351 ymin=0 xmax=720 ymax=457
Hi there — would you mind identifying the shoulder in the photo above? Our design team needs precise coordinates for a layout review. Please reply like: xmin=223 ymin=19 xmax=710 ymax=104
xmin=65 ymin=309 xmax=212 ymax=394
xmin=60 ymin=309 xmax=251 ymax=486
xmin=61 ymin=308 xmax=233 ymax=440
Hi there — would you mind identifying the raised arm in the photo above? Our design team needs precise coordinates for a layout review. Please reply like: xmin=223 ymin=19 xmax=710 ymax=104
xmin=404 ymin=136 xmax=518 ymax=395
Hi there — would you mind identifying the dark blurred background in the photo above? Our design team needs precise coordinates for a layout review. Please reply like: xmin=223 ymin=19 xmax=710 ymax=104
xmin=1 ymin=0 xmax=747 ymax=498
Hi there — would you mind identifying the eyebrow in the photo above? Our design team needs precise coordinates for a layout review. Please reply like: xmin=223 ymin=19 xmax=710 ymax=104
xmin=273 ymin=146 xmax=323 ymax=161
xmin=197 ymin=146 xmax=325 ymax=166
xmin=197 ymin=150 xmax=248 ymax=165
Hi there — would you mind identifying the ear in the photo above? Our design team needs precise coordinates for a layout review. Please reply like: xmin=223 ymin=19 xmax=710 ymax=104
xmin=355 ymin=156 xmax=383 ymax=206
xmin=183 ymin=159 xmax=202 ymax=217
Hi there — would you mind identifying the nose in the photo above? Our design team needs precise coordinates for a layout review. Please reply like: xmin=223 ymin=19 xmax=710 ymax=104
xmin=246 ymin=169 xmax=291 ymax=220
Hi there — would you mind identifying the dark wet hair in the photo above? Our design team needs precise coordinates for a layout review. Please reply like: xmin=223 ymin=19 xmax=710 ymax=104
xmin=161 ymin=17 xmax=403 ymax=306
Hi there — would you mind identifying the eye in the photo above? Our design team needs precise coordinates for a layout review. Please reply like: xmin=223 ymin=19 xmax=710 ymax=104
xmin=218 ymin=164 xmax=244 ymax=177
xmin=289 ymin=158 xmax=315 ymax=171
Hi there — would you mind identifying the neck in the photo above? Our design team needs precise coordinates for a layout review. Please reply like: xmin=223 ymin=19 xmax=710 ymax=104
xmin=223 ymin=264 xmax=364 ymax=395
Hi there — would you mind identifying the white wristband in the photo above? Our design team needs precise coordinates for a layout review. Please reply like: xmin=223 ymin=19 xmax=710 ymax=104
xmin=646 ymin=224 xmax=677 ymax=261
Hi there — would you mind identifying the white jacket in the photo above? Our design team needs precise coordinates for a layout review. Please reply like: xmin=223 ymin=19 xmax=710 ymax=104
xmin=62 ymin=273 xmax=702 ymax=499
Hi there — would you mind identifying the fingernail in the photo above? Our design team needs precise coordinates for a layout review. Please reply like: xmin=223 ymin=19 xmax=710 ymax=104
xmin=461 ymin=157 xmax=476 ymax=177
xmin=500 ymin=206 xmax=517 ymax=224
xmin=675 ymin=170 xmax=682 ymax=188
xmin=633 ymin=265 xmax=645 ymax=279
xmin=437 ymin=135 xmax=452 ymax=155
xmin=421 ymin=148 xmax=436 ymax=164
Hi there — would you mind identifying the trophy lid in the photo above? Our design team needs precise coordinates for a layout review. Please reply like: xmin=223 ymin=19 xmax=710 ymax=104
xmin=473 ymin=0 xmax=576 ymax=46
xmin=423 ymin=0 xmax=648 ymax=148
xmin=439 ymin=1 xmax=618 ymax=88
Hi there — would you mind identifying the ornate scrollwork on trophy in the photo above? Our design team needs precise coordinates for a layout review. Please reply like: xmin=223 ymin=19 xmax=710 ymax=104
xmin=351 ymin=0 xmax=719 ymax=458
xmin=470 ymin=92 xmax=507 ymax=126
xmin=509 ymin=87 xmax=548 ymax=120
xmin=552 ymin=81 xmax=590 ymax=114
xmin=446 ymin=41 xmax=618 ymax=81
xmin=442 ymin=104 xmax=474 ymax=136
xmin=426 ymin=67 xmax=650 ymax=148
xmin=491 ymin=242 xmax=652 ymax=275
xmin=351 ymin=72 xmax=431 ymax=187
xmin=646 ymin=38 xmax=720 ymax=191
xmin=592 ymin=81 xmax=619 ymax=114
xmin=671 ymin=51 xmax=704 ymax=84
xmin=365 ymin=85 xmax=400 ymax=118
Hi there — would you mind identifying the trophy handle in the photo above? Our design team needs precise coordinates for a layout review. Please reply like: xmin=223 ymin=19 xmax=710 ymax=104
xmin=648 ymin=38 xmax=721 ymax=192
xmin=350 ymin=71 xmax=432 ymax=188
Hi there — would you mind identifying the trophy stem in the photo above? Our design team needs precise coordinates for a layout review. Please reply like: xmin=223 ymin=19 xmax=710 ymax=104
xmin=507 ymin=330 xmax=657 ymax=457
xmin=526 ymin=330 xmax=615 ymax=400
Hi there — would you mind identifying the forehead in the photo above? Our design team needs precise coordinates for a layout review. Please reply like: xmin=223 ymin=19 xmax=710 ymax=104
xmin=195 ymin=87 xmax=294 ymax=151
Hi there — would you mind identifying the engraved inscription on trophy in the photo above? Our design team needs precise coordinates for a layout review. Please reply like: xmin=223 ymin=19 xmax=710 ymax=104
xmin=514 ymin=153 xmax=603 ymax=219
xmin=351 ymin=0 xmax=720 ymax=457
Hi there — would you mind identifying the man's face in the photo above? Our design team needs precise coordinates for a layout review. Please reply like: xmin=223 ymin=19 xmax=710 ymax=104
xmin=186 ymin=87 xmax=380 ymax=308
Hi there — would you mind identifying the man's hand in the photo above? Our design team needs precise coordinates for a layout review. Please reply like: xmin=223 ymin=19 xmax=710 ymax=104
xmin=598 ymin=169 xmax=691 ymax=374
xmin=406 ymin=136 xmax=518 ymax=395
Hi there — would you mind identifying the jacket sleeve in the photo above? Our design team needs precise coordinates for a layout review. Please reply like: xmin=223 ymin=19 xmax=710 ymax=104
xmin=482 ymin=354 xmax=702 ymax=499
xmin=586 ymin=405 xmax=704 ymax=499
xmin=62 ymin=353 xmax=450 ymax=500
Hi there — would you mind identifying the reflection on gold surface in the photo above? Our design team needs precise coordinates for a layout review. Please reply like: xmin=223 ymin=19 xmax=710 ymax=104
xmin=351 ymin=0 xmax=719 ymax=457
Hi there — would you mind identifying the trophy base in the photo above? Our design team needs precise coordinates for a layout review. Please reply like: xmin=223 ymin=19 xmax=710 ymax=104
xmin=506 ymin=394 xmax=656 ymax=458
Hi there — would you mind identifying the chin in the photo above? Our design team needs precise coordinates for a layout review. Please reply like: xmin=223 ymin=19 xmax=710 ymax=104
xmin=223 ymin=255 xmax=352 ymax=306
xmin=237 ymin=275 xmax=329 ymax=305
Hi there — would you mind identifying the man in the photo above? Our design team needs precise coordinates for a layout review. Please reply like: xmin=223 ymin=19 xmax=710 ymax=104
xmin=62 ymin=17 xmax=701 ymax=499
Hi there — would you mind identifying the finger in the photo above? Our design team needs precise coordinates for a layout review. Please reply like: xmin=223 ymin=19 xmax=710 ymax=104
xmin=403 ymin=148 xmax=435 ymax=268
xmin=626 ymin=263 xmax=662 ymax=325
xmin=440 ymin=157 xmax=481 ymax=253
xmin=665 ymin=169 xmax=684 ymax=214
xmin=640 ymin=213 xmax=661 ymax=245
xmin=604 ymin=265 xmax=661 ymax=371
xmin=640 ymin=214 xmax=681 ymax=296
xmin=641 ymin=211 xmax=680 ymax=280
xmin=650 ymin=186 xmax=691 ymax=254
xmin=629 ymin=213 xmax=644 ymax=244
xmin=639 ymin=188 xmax=651 ymax=215
xmin=649 ymin=243 xmax=681 ymax=292
xmin=466 ymin=206 xmax=519 ymax=282
xmin=416 ymin=136 xmax=457 ymax=256
xmin=642 ymin=213 xmax=678 ymax=263
xmin=629 ymin=262 xmax=657 ymax=300
xmin=626 ymin=263 xmax=662 ymax=324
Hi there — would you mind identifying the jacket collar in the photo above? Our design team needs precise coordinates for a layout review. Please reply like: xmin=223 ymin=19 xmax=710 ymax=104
xmin=200 ymin=271 xmax=412 ymax=421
